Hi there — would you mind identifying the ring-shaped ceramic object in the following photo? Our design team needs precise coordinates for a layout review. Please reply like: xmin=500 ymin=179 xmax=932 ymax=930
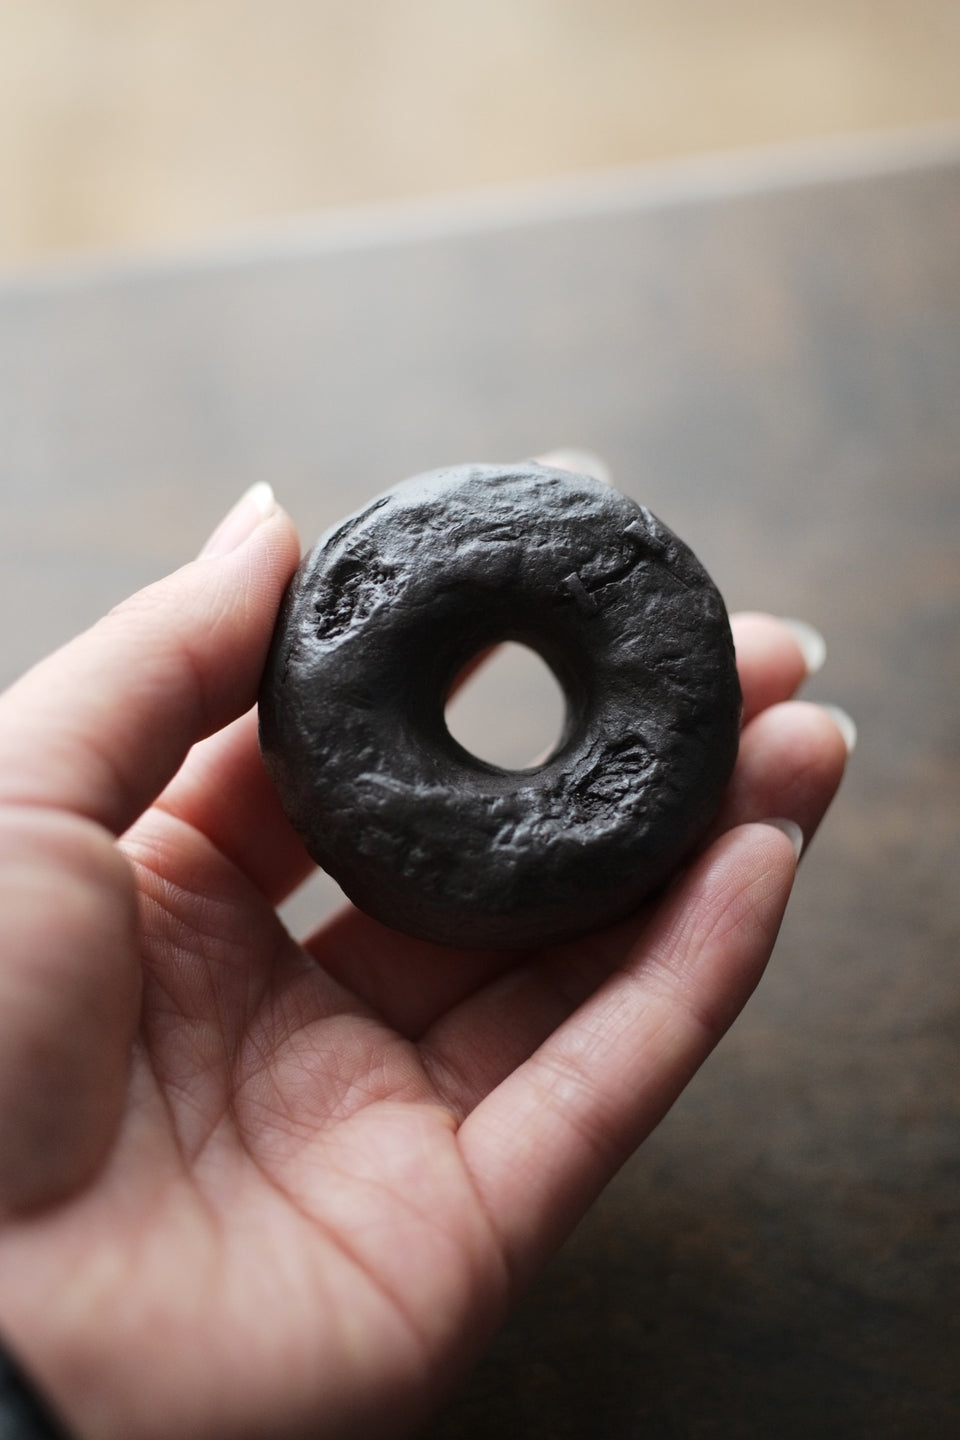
xmin=259 ymin=464 xmax=742 ymax=948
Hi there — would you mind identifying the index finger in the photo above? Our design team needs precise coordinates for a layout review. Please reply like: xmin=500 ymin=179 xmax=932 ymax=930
xmin=0 ymin=488 xmax=300 ymax=837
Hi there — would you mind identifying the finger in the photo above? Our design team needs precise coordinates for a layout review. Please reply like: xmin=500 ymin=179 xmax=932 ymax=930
xmin=455 ymin=822 xmax=798 ymax=1290
xmin=535 ymin=448 xmax=612 ymax=485
xmin=149 ymin=708 xmax=315 ymax=905
xmin=416 ymin=695 xmax=849 ymax=1110
xmin=0 ymin=489 xmax=299 ymax=1209
xmin=0 ymin=488 xmax=300 ymax=836
xmin=731 ymin=612 xmax=825 ymax=723
xmin=0 ymin=806 xmax=140 ymax=1212
xmin=708 ymin=699 xmax=853 ymax=852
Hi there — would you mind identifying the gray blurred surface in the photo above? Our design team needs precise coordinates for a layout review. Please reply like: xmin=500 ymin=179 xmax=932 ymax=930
xmin=2 ymin=135 xmax=959 ymax=1436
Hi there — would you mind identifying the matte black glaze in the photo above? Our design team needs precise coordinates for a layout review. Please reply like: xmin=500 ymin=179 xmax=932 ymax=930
xmin=259 ymin=463 xmax=741 ymax=947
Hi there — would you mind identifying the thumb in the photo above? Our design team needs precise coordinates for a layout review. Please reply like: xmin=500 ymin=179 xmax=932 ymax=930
xmin=0 ymin=808 xmax=139 ymax=1213
xmin=0 ymin=487 xmax=300 ymax=1211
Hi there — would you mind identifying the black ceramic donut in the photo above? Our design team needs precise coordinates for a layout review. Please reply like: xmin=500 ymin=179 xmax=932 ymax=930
xmin=259 ymin=463 xmax=741 ymax=948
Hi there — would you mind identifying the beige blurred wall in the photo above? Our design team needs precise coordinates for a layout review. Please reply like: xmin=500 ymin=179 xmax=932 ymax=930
xmin=2 ymin=0 xmax=959 ymax=271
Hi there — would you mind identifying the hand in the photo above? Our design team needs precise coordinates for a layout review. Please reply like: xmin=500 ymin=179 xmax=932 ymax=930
xmin=0 ymin=487 xmax=849 ymax=1440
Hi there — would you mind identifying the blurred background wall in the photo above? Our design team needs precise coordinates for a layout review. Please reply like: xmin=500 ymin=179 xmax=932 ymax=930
xmin=2 ymin=0 xmax=959 ymax=274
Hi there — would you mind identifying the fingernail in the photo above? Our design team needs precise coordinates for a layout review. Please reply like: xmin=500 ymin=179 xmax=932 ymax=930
xmin=762 ymin=817 xmax=804 ymax=860
xmin=535 ymin=448 xmax=612 ymax=485
xmin=781 ymin=618 xmax=827 ymax=676
xmin=200 ymin=482 xmax=277 ymax=558
xmin=821 ymin=703 xmax=858 ymax=754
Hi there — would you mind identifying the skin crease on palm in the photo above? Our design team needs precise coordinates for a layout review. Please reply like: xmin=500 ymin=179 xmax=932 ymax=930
xmin=0 ymin=475 xmax=850 ymax=1440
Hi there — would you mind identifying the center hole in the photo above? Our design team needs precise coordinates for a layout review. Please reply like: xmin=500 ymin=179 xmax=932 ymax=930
xmin=444 ymin=642 xmax=567 ymax=771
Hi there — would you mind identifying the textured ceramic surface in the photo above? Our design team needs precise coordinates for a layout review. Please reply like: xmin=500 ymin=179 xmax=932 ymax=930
xmin=259 ymin=463 xmax=741 ymax=947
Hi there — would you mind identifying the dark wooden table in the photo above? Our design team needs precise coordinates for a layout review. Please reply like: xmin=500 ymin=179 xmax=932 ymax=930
xmin=2 ymin=132 xmax=959 ymax=1437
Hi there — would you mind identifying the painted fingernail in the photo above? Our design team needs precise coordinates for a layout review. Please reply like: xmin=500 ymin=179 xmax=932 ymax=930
xmin=200 ymin=482 xmax=277 ymax=558
xmin=535 ymin=448 xmax=612 ymax=485
xmin=821 ymin=703 xmax=858 ymax=754
xmin=763 ymin=817 xmax=804 ymax=859
xmin=781 ymin=618 xmax=827 ymax=676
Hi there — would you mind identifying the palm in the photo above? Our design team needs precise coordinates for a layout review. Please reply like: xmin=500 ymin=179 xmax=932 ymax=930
xmin=54 ymin=807 xmax=514 ymax=1440
xmin=0 ymin=504 xmax=847 ymax=1440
